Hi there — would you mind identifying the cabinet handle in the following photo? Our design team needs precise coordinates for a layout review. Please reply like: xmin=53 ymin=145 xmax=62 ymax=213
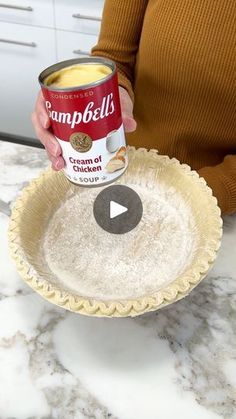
xmin=0 ymin=3 xmax=33 ymax=11
xmin=73 ymin=49 xmax=90 ymax=56
xmin=72 ymin=13 xmax=101 ymax=22
xmin=0 ymin=38 xmax=36 ymax=47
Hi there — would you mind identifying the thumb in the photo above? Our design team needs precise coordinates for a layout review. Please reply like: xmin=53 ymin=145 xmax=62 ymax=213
xmin=119 ymin=86 xmax=137 ymax=133
xmin=123 ymin=115 xmax=137 ymax=133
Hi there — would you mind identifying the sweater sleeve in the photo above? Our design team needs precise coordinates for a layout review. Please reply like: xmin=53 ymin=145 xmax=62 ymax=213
xmin=198 ymin=155 xmax=236 ymax=215
xmin=91 ymin=0 xmax=148 ymax=101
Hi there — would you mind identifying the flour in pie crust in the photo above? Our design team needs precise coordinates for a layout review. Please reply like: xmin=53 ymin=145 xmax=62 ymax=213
xmin=43 ymin=183 xmax=197 ymax=300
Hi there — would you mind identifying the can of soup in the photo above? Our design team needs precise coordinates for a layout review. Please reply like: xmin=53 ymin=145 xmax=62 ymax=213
xmin=39 ymin=57 xmax=127 ymax=186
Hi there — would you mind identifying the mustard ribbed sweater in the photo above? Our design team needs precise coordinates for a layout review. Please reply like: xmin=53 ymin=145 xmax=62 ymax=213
xmin=92 ymin=0 xmax=236 ymax=214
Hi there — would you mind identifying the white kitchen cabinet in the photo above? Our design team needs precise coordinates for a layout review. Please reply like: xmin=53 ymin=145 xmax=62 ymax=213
xmin=0 ymin=0 xmax=105 ymax=140
xmin=0 ymin=22 xmax=56 ymax=138
xmin=54 ymin=0 xmax=103 ymax=35
xmin=0 ymin=0 xmax=54 ymax=28
xmin=56 ymin=29 xmax=98 ymax=62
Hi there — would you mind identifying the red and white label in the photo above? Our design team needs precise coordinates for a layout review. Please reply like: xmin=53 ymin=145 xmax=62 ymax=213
xmin=42 ymin=72 xmax=122 ymax=141
xmin=41 ymin=70 xmax=127 ymax=185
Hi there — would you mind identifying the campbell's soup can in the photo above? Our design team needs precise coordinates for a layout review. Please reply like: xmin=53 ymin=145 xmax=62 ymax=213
xmin=39 ymin=57 xmax=128 ymax=186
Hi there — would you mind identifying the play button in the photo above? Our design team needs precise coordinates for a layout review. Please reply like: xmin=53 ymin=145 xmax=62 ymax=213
xmin=93 ymin=185 xmax=143 ymax=234
xmin=110 ymin=201 xmax=128 ymax=219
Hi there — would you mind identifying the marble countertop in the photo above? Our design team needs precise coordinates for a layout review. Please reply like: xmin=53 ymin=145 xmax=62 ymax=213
xmin=0 ymin=141 xmax=236 ymax=419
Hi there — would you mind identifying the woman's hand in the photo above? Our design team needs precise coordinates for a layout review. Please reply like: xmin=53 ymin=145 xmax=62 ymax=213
xmin=31 ymin=86 xmax=136 ymax=170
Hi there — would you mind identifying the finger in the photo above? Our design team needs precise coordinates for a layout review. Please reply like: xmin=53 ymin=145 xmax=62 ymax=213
xmin=51 ymin=156 xmax=65 ymax=171
xmin=31 ymin=110 xmax=51 ymax=146
xmin=119 ymin=86 xmax=137 ymax=133
xmin=44 ymin=134 xmax=62 ymax=158
xmin=121 ymin=98 xmax=137 ymax=132
xmin=35 ymin=91 xmax=50 ymax=129
xmin=123 ymin=116 xmax=137 ymax=133
xmin=46 ymin=151 xmax=65 ymax=171
xmin=32 ymin=112 xmax=61 ymax=157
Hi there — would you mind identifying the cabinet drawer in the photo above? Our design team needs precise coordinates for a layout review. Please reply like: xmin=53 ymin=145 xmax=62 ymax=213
xmin=0 ymin=22 xmax=56 ymax=138
xmin=55 ymin=0 xmax=104 ymax=35
xmin=0 ymin=0 xmax=54 ymax=28
xmin=56 ymin=30 xmax=98 ymax=62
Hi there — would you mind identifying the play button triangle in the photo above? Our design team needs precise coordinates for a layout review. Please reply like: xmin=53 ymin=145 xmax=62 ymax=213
xmin=110 ymin=200 xmax=128 ymax=219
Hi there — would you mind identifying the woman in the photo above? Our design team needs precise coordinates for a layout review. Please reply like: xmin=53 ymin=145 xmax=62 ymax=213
xmin=32 ymin=0 xmax=236 ymax=214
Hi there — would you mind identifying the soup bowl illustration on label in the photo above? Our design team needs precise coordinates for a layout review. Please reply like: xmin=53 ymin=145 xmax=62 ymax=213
xmin=106 ymin=129 xmax=121 ymax=153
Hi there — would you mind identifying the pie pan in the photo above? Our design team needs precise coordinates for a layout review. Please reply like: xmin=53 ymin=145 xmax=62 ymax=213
xmin=8 ymin=147 xmax=222 ymax=317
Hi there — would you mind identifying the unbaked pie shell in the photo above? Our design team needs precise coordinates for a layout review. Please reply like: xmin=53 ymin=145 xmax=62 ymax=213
xmin=8 ymin=147 xmax=222 ymax=317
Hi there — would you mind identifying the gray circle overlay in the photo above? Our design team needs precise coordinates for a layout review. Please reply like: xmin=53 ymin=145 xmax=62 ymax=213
xmin=93 ymin=185 xmax=143 ymax=234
